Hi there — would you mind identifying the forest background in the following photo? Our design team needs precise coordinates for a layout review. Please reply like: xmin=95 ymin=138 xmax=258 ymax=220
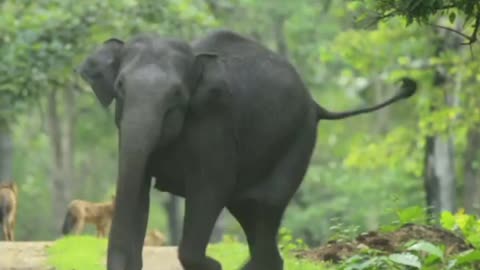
xmin=1 ymin=0 xmax=480 ymax=247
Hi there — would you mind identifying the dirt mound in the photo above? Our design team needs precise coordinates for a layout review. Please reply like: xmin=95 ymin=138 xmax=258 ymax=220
xmin=298 ymin=223 xmax=474 ymax=263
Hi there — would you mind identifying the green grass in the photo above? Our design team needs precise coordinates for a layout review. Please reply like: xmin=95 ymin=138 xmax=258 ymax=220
xmin=47 ymin=236 xmax=107 ymax=270
xmin=208 ymin=240 xmax=329 ymax=270
xmin=47 ymin=235 xmax=329 ymax=270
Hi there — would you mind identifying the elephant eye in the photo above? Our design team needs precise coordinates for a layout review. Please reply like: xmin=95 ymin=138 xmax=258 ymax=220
xmin=91 ymin=70 xmax=103 ymax=79
xmin=116 ymin=79 xmax=123 ymax=90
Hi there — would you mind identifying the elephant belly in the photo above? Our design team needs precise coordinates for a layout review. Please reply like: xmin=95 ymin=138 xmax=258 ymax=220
xmin=153 ymin=176 xmax=185 ymax=197
xmin=148 ymin=149 xmax=187 ymax=197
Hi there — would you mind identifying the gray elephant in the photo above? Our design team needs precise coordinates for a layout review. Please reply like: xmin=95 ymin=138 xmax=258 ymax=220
xmin=77 ymin=30 xmax=416 ymax=270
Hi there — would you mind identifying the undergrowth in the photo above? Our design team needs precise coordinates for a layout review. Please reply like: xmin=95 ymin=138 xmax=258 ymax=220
xmin=47 ymin=231 xmax=328 ymax=270
xmin=47 ymin=207 xmax=480 ymax=270
xmin=333 ymin=207 xmax=480 ymax=270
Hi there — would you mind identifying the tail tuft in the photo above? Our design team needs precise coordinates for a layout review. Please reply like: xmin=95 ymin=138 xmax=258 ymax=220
xmin=397 ymin=77 xmax=417 ymax=99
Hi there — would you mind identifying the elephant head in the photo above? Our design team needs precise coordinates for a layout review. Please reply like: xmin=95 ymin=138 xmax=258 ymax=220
xmin=77 ymin=34 xmax=225 ymax=146
xmin=76 ymin=34 xmax=227 ymax=269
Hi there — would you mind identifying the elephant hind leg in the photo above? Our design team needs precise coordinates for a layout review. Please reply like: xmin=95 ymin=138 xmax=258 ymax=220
xmin=178 ymin=190 xmax=225 ymax=270
xmin=229 ymin=201 xmax=285 ymax=270
xmin=237 ymin=127 xmax=316 ymax=270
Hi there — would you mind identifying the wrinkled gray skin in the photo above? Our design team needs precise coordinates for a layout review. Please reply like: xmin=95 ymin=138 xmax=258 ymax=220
xmin=77 ymin=30 xmax=416 ymax=270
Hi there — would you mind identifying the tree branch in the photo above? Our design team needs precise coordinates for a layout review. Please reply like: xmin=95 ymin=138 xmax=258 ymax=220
xmin=429 ymin=23 xmax=472 ymax=40
xmin=460 ymin=11 xmax=480 ymax=45
xmin=428 ymin=10 xmax=480 ymax=47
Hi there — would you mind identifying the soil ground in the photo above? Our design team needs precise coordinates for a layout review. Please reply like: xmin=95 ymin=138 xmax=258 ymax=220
xmin=0 ymin=242 xmax=182 ymax=270
xmin=1 ymin=224 xmax=474 ymax=269
xmin=297 ymin=223 xmax=474 ymax=263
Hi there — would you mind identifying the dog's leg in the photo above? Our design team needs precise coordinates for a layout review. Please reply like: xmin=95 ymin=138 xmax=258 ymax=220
xmin=74 ymin=218 xmax=85 ymax=235
xmin=10 ymin=217 xmax=15 ymax=241
xmin=96 ymin=224 xmax=101 ymax=237
xmin=3 ymin=223 xmax=10 ymax=241
xmin=97 ymin=222 xmax=106 ymax=238
xmin=8 ymin=221 xmax=14 ymax=241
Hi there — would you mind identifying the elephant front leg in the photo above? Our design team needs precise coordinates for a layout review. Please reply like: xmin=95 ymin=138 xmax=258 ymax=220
xmin=107 ymin=162 xmax=151 ymax=270
xmin=178 ymin=189 xmax=225 ymax=270
xmin=178 ymin=161 xmax=235 ymax=269
xmin=107 ymin=115 xmax=158 ymax=270
xmin=107 ymin=177 xmax=151 ymax=270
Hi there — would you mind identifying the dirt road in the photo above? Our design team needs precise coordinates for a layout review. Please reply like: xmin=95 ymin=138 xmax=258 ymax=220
xmin=0 ymin=241 xmax=182 ymax=270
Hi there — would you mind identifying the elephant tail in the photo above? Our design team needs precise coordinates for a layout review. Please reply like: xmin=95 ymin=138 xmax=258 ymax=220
xmin=315 ymin=77 xmax=417 ymax=121
xmin=62 ymin=210 xmax=76 ymax=235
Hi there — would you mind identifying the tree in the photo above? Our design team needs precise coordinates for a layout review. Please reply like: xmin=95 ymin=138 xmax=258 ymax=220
xmin=358 ymin=0 xmax=480 ymax=45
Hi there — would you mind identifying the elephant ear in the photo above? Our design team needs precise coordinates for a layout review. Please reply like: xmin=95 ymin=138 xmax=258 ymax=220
xmin=78 ymin=38 xmax=124 ymax=107
xmin=188 ymin=52 xmax=231 ymax=112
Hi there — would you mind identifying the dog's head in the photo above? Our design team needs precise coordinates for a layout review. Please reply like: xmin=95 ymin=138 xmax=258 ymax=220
xmin=0 ymin=181 xmax=17 ymax=195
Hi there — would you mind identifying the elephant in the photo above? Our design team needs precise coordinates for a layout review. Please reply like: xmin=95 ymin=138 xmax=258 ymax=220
xmin=76 ymin=29 xmax=416 ymax=270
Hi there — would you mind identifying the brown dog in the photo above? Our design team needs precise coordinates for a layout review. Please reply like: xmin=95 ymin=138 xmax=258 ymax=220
xmin=62 ymin=196 xmax=115 ymax=237
xmin=144 ymin=229 xmax=167 ymax=246
xmin=0 ymin=181 xmax=18 ymax=241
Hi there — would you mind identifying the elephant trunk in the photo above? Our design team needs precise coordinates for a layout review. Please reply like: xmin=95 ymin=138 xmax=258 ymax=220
xmin=107 ymin=106 xmax=163 ymax=262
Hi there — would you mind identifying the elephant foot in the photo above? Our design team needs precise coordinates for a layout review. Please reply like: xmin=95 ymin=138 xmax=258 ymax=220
xmin=179 ymin=255 xmax=222 ymax=270
xmin=107 ymin=249 xmax=128 ymax=270
xmin=107 ymin=248 xmax=143 ymax=270
xmin=241 ymin=258 xmax=283 ymax=270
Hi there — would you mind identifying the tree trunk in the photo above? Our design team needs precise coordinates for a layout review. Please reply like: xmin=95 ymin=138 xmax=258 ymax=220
xmin=422 ymin=18 xmax=461 ymax=220
xmin=423 ymin=133 xmax=439 ymax=221
xmin=0 ymin=120 xmax=13 ymax=182
xmin=46 ymin=89 xmax=71 ymax=233
xmin=423 ymin=66 xmax=458 ymax=221
xmin=63 ymin=85 xmax=76 ymax=194
xmin=464 ymin=127 xmax=480 ymax=213
xmin=164 ymin=194 xmax=182 ymax=245
xmin=433 ymin=135 xmax=456 ymax=212
xmin=435 ymin=73 xmax=460 ymax=213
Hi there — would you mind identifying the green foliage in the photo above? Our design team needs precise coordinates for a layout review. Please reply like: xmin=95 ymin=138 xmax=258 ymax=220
xmin=407 ymin=241 xmax=444 ymax=261
xmin=279 ymin=227 xmax=309 ymax=253
xmin=396 ymin=206 xmax=428 ymax=225
xmin=357 ymin=0 xmax=480 ymax=26
xmin=388 ymin=252 xmax=423 ymax=269
xmin=48 ymin=236 xmax=107 ymax=270
xmin=336 ymin=209 xmax=480 ymax=270
xmin=341 ymin=254 xmax=397 ymax=270
xmin=3 ymin=0 xmax=480 ymax=253
xmin=209 ymin=234 xmax=328 ymax=270
xmin=285 ymin=165 xmax=424 ymax=245
xmin=339 ymin=242 xmax=480 ymax=269
xmin=441 ymin=210 xmax=480 ymax=249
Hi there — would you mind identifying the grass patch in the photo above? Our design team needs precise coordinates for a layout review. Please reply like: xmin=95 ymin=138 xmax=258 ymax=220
xmin=47 ymin=235 xmax=107 ymax=270
xmin=47 ymin=235 xmax=327 ymax=270
xmin=207 ymin=239 xmax=329 ymax=270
